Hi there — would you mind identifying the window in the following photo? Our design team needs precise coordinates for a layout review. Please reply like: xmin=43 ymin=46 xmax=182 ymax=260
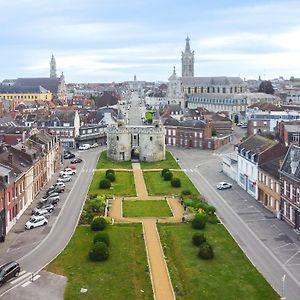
xmin=290 ymin=184 xmax=293 ymax=200
xmin=150 ymin=136 xmax=152 ymax=141
xmin=172 ymin=129 xmax=176 ymax=136
xmin=297 ymin=188 xmax=300 ymax=204
xmin=283 ymin=201 xmax=286 ymax=216
xmin=276 ymin=182 xmax=279 ymax=193
xmin=116 ymin=136 xmax=119 ymax=141
xmin=284 ymin=181 xmax=287 ymax=195
xmin=253 ymin=121 xmax=257 ymax=126
xmin=290 ymin=205 xmax=293 ymax=221
xmin=199 ymin=132 xmax=203 ymax=138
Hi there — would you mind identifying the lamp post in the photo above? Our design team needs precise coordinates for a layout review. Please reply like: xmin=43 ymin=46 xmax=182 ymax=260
xmin=281 ymin=274 xmax=286 ymax=300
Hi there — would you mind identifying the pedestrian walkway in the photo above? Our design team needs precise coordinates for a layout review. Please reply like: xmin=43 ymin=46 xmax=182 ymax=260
xmin=109 ymin=162 xmax=183 ymax=300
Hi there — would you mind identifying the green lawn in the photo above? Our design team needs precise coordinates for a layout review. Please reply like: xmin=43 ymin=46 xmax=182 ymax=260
xmin=46 ymin=225 xmax=153 ymax=300
xmin=158 ymin=223 xmax=279 ymax=300
xmin=140 ymin=151 xmax=180 ymax=170
xmin=123 ymin=200 xmax=173 ymax=217
xmin=143 ymin=171 xmax=199 ymax=196
xmin=89 ymin=171 xmax=136 ymax=197
xmin=96 ymin=151 xmax=132 ymax=169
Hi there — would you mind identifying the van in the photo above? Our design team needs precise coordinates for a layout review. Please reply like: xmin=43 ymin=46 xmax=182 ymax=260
xmin=78 ymin=144 xmax=90 ymax=150
xmin=0 ymin=261 xmax=21 ymax=287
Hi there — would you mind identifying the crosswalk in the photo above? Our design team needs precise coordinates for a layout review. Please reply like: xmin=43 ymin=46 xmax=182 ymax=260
xmin=9 ymin=270 xmax=41 ymax=287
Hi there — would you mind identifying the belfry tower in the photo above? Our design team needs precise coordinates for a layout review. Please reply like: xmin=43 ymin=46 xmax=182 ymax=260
xmin=181 ymin=36 xmax=194 ymax=77
xmin=50 ymin=55 xmax=57 ymax=78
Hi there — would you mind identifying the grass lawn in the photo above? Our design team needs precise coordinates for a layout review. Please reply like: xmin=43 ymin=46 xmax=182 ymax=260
xmin=46 ymin=225 xmax=153 ymax=300
xmin=143 ymin=171 xmax=199 ymax=196
xmin=96 ymin=151 xmax=132 ymax=169
xmin=123 ymin=200 xmax=173 ymax=218
xmin=158 ymin=223 xmax=279 ymax=300
xmin=140 ymin=151 xmax=180 ymax=170
xmin=89 ymin=171 xmax=136 ymax=197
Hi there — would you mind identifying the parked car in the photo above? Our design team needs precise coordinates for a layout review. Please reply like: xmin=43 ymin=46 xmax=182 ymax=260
xmin=216 ymin=182 xmax=232 ymax=190
xmin=31 ymin=208 xmax=50 ymax=218
xmin=37 ymin=197 xmax=59 ymax=208
xmin=71 ymin=157 xmax=82 ymax=164
xmin=60 ymin=168 xmax=76 ymax=176
xmin=237 ymin=122 xmax=243 ymax=126
xmin=57 ymin=175 xmax=72 ymax=182
xmin=43 ymin=191 xmax=59 ymax=199
xmin=64 ymin=165 xmax=77 ymax=171
xmin=0 ymin=261 xmax=21 ymax=287
xmin=32 ymin=204 xmax=54 ymax=214
xmin=25 ymin=215 xmax=48 ymax=229
xmin=51 ymin=181 xmax=66 ymax=189
xmin=46 ymin=185 xmax=64 ymax=195
xmin=78 ymin=144 xmax=90 ymax=150
xmin=64 ymin=153 xmax=75 ymax=159
xmin=241 ymin=123 xmax=248 ymax=128
xmin=90 ymin=143 xmax=99 ymax=148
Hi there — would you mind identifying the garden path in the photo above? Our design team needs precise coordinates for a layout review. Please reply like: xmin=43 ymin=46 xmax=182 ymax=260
xmin=109 ymin=162 xmax=185 ymax=300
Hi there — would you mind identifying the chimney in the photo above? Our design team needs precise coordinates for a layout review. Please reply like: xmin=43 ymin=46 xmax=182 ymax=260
xmin=21 ymin=145 xmax=26 ymax=153
xmin=8 ymin=153 xmax=13 ymax=164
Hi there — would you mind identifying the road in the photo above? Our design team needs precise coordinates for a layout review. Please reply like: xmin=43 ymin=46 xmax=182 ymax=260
xmin=0 ymin=147 xmax=101 ymax=298
xmin=170 ymin=144 xmax=300 ymax=300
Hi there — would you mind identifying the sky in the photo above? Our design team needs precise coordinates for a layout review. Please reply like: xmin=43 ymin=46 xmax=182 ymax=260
xmin=1 ymin=0 xmax=300 ymax=83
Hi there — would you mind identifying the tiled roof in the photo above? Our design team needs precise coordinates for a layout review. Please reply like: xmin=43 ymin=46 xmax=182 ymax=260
xmin=238 ymin=135 xmax=276 ymax=154
xmin=260 ymin=155 xmax=286 ymax=179
xmin=280 ymin=145 xmax=300 ymax=180
xmin=248 ymin=102 xmax=283 ymax=111
xmin=0 ymin=85 xmax=47 ymax=93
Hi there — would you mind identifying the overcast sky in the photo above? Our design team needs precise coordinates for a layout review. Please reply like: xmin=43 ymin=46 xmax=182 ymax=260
xmin=1 ymin=0 xmax=300 ymax=83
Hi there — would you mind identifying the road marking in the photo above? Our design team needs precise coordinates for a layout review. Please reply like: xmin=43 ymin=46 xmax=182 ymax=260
xmin=20 ymin=274 xmax=41 ymax=288
xmin=10 ymin=271 xmax=30 ymax=285
xmin=21 ymin=281 xmax=31 ymax=288
xmin=284 ymin=250 xmax=300 ymax=265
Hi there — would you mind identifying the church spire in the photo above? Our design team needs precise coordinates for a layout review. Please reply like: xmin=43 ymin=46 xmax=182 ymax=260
xmin=50 ymin=55 xmax=57 ymax=78
xmin=185 ymin=35 xmax=191 ymax=53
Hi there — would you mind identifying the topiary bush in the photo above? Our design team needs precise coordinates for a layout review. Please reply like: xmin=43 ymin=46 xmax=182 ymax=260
xmin=198 ymin=242 xmax=214 ymax=259
xmin=106 ymin=172 xmax=115 ymax=182
xmin=192 ymin=233 xmax=206 ymax=246
xmin=89 ymin=242 xmax=109 ymax=261
xmin=106 ymin=169 xmax=115 ymax=176
xmin=161 ymin=168 xmax=170 ymax=177
xmin=171 ymin=178 xmax=181 ymax=187
xmin=99 ymin=178 xmax=111 ymax=189
xmin=163 ymin=171 xmax=173 ymax=181
xmin=191 ymin=214 xmax=206 ymax=230
xmin=91 ymin=217 xmax=107 ymax=231
xmin=93 ymin=232 xmax=110 ymax=246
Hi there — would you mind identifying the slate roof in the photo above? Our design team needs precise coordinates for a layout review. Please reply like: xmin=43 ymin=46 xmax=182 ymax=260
xmin=248 ymin=102 xmax=284 ymax=111
xmin=284 ymin=124 xmax=300 ymax=133
xmin=94 ymin=92 xmax=118 ymax=108
xmin=181 ymin=76 xmax=244 ymax=86
xmin=0 ymin=85 xmax=47 ymax=93
xmin=94 ymin=108 xmax=117 ymax=123
xmin=163 ymin=117 xmax=206 ymax=128
xmin=238 ymin=135 xmax=276 ymax=154
xmin=163 ymin=117 xmax=180 ymax=126
xmin=15 ymin=78 xmax=60 ymax=93
xmin=280 ymin=145 xmax=300 ymax=180
xmin=260 ymin=154 xmax=286 ymax=179
xmin=0 ymin=117 xmax=18 ymax=127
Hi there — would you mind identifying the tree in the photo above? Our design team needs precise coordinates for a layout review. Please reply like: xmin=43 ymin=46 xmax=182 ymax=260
xmin=163 ymin=171 xmax=173 ymax=181
xmin=161 ymin=169 xmax=170 ymax=177
xmin=106 ymin=169 xmax=115 ymax=176
xmin=258 ymin=81 xmax=274 ymax=95
xmin=89 ymin=242 xmax=109 ymax=261
xmin=99 ymin=179 xmax=111 ymax=189
xmin=91 ymin=217 xmax=107 ymax=231
xmin=106 ymin=172 xmax=115 ymax=182
xmin=93 ymin=232 xmax=110 ymax=246
xmin=198 ymin=242 xmax=214 ymax=259
xmin=191 ymin=214 xmax=206 ymax=229
xmin=192 ymin=233 xmax=206 ymax=246
xmin=171 ymin=178 xmax=181 ymax=187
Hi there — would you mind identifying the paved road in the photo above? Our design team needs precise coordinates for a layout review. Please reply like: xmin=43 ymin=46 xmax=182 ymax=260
xmin=126 ymin=92 xmax=145 ymax=126
xmin=170 ymin=146 xmax=300 ymax=300
xmin=0 ymin=147 xmax=101 ymax=298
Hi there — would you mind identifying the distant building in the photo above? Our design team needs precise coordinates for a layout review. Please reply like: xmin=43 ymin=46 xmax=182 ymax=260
xmin=277 ymin=121 xmax=300 ymax=147
xmin=50 ymin=55 xmax=57 ymax=78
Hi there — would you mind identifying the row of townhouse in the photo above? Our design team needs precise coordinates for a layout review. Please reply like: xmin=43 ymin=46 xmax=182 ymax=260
xmin=225 ymin=134 xmax=300 ymax=230
xmin=0 ymin=130 xmax=61 ymax=241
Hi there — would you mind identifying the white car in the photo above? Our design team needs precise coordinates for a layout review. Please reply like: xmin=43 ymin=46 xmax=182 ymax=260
xmin=25 ymin=216 xmax=48 ymax=229
xmin=57 ymin=175 xmax=72 ymax=182
xmin=60 ymin=168 xmax=76 ymax=176
xmin=51 ymin=181 xmax=66 ymax=189
xmin=78 ymin=144 xmax=90 ymax=150
xmin=217 ymin=182 xmax=232 ymax=190
xmin=90 ymin=143 xmax=99 ymax=148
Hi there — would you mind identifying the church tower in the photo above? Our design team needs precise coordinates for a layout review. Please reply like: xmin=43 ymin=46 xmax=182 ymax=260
xmin=181 ymin=36 xmax=194 ymax=77
xmin=50 ymin=55 xmax=57 ymax=78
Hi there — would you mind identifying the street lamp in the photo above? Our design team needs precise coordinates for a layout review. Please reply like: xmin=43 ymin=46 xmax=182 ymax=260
xmin=281 ymin=274 xmax=286 ymax=300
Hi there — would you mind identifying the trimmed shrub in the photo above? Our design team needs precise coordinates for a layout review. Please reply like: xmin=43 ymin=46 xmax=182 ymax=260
xmin=93 ymin=232 xmax=110 ymax=246
xmin=99 ymin=179 xmax=111 ymax=189
xmin=198 ymin=242 xmax=214 ymax=259
xmin=191 ymin=214 xmax=206 ymax=230
xmin=181 ymin=190 xmax=191 ymax=195
xmin=192 ymin=233 xmax=206 ymax=246
xmin=89 ymin=242 xmax=109 ymax=261
xmin=171 ymin=178 xmax=181 ymax=187
xmin=91 ymin=217 xmax=107 ymax=231
xmin=163 ymin=171 xmax=173 ymax=181
xmin=161 ymin=168 xmax=170 ymax=177
xmin=106 ymin=169 xmax=115 ymax=176
xmin=106 ymin=172 xmax=115 ymax=182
